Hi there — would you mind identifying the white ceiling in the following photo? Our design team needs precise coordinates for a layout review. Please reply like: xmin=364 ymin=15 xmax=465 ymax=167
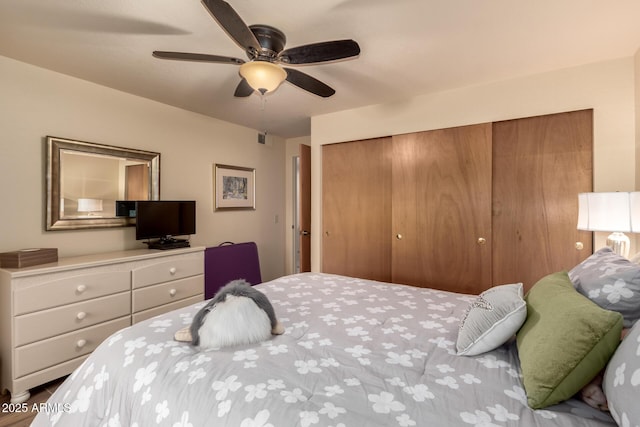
xmin=1 ymin=0 xmax=640 ymax=138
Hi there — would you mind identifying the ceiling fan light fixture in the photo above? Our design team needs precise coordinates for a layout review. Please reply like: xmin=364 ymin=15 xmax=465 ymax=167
xmin=239 ymin=61 xmax=287 ymax=94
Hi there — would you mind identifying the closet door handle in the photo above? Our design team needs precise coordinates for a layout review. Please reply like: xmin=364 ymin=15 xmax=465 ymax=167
xmin=477 ymin=237 xmax=487 ymax=245
xmin=396 ymin=234 xmax=403 ymax=240
xmin=575 ymin=242 xmax=584 ymax=250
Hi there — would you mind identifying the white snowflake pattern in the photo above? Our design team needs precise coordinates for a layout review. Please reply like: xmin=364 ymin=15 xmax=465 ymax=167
xmin=267 ymin=379 xmax=285 ymax=390
xmin=239 ymin=409 xmax=274 ymax=427
xmin=344 ymin=378 xmax=361 ymax=387
xmin=69 ymin=385 xmax=94 ymax=413
xmin=436 ymin=376 xmax=459 ymax=389
xmin=460 ymin=374 xmax=481 ymax=385
xmin=460 ymin=410 xmax=500 ymax=427
xmin=217 ymin=400 xmax=231 ymax=417
xmin=345 ymin=345 xmax=371 ymax=358
xmin=368 ymin=391 xmax=406 ymax=414
xmin=155 ymin=400 xmax=170 ymax=423
xmin=172 ymin=411 xmax=194 ymax=427
xmin=299 ymin=411 xmax=320 ymax=427
xmin=603 ymin=280 xmax=634 ymax=304
xmin=212 ymin=375 xmax=242 ymax=401
xmin=141 ymin=387 xmax=152 ymax=405
xmin=174 ymin=361 xmax=190 ymax=373
xmin=133 ymin=362 xmax=158 ymax=393
xmin=267 ymin=344 xmax=288 ymax=355
xmin=144 ymin=343 xmax=164 ymax=356
xmin=321 ymin=358 xmax=340 ymax=368
xmin=319 ymin=402 xmax=346 ymax=419
xmin=396 ymin=413 xmax=416 ymax=427
xmin=245 ymin=383 xmax=268 ymax=401
xmin=124 ymin=337 xmax=147 ymax=355
xmin=324 ymin=384 xmax=345 ymax=396
xmin=403 ymin=384 xmax=435 ymax=401
xmin=487 ymin=404 xmax=519 ymax=421
xmin=281 ymin=388 xmax=308 ymax=403
xmin=504 ymin=386 xmax=528 ymax=405
xmin=436 ymin=364 xmax=454 ymax=373
xmin=295 ymin=359 xmax=322 ymax=374
xmin=187 ymin=368 xmax=206 ymax=385
xmin=93 ymin=365 xmax=109 ymax=390
xmin=385 ymin=352 xmax=413 ymax=367
xmin=386 ymin=377 xmax=406 ymax=387
xmin=614 ymin=363 xmax=626 ymax=386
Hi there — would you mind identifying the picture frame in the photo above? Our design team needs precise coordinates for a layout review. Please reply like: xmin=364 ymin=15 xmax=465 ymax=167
xmin=214 ymin=163 xmax=256 ymax=210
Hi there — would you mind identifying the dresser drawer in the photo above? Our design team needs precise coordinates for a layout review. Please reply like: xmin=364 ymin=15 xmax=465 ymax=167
xmin=15 ymin=316 xmax=130 ymax=378
xmin=14 ymin=270 xmax=130 ymax=315
xmin=132 ymin=275 xmax=203 ymax=313
xmin=133 ymin=294 xmax=203 ymax=324
xmin=132 ymin=252 xmax=203 ymax=289
xmin=15 ymin=292 xmax=131 ymax=346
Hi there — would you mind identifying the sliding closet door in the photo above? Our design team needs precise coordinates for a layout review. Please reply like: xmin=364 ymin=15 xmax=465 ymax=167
xmin=492 ymin=109 xmax=593 ymax=291
xmin=322 ymin=138 xmax=392 ymax=281
xmin=391 ymin=124 xmax=493 ymax=294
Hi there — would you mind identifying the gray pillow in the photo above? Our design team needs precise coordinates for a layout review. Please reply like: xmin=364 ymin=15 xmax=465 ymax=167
xmin=569 ymin=247 xmax=640 ymax=327
xmin=456 ymin=283 xmax=527 ymax=356
xmin=603 ymin=319 xmax=640 ymax=425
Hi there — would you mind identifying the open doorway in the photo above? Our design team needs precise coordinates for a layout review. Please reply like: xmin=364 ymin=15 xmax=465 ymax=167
xmin=293 ymin=144 xmax=311 ymax=272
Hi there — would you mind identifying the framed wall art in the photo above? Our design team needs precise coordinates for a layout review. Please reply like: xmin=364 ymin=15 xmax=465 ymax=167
xmin=214 ymin=163 xmax=256 ymax=210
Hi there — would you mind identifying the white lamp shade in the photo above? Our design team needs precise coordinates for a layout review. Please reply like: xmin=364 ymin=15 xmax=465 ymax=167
xmin=77 ymin=198 xmax=103 ymax=213
xmin=577 ymin=192 xmax=631 ymax=232
xmin=630 ymin=192 xmax=640 ymax=232
xmin=239 ymin=61 xmax=287 ymax=93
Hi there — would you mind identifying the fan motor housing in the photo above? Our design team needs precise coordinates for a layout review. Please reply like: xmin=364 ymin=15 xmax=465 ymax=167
xmin=249 ymin=24 xmax=286 ymax=58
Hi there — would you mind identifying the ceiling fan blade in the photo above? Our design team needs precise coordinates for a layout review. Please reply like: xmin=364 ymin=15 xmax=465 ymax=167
xmin=201 ymin=0 xmax=261 ymax=53
xmin=285 ymin=68 xmax=335 ymax=98
xmin=279 ymin=40 xmax=360 ymax=64
xmin=234 ymin=78 xmax=254 ymax=97
xmin=153 ymin=51 xmax=244 ymax=65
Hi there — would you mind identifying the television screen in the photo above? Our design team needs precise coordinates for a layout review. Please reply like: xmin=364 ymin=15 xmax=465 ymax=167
xmin=135 ymin=200 xmax=196 ymax=240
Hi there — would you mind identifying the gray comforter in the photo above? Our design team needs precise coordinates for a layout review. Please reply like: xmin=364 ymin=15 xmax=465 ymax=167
xmin=32 ymin=273 xmax=615 ymax=426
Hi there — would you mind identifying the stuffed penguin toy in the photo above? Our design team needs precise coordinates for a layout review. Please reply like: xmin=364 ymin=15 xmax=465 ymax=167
xmin=175 ymin=279 xmax=284 ymax=349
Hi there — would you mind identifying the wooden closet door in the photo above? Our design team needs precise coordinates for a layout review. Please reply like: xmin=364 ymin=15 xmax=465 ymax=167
xmin=322 ymin=138 xmax=392 ymax=281
xmin=391 ymin=124 xmax=493 ymax=294
xmin=492 ymin=109 xmax=593 ymax=291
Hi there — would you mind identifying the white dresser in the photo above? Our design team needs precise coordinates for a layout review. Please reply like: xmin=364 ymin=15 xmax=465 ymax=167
xmin=0 ymin=246 xmax=204 ymax=403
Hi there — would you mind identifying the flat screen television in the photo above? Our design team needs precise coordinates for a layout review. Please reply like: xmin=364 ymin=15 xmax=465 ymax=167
xmin=135 ymin=200 xmax=196 ymax=248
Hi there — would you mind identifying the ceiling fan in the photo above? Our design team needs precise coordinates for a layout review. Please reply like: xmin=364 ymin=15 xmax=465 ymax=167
xmin=153 ymin=0 xmax=361 ymax=98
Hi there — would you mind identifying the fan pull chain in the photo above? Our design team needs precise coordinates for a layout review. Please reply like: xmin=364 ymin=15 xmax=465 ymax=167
xmin=258 ymin=94 xmax=267 ymax=144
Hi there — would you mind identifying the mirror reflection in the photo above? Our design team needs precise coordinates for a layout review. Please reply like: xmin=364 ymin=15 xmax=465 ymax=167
xmin=46 ymin=136 xmax=160 ymax=230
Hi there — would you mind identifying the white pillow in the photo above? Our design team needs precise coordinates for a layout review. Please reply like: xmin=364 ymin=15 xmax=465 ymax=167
xmin=456 ymin=283 xmax=527 ymax=356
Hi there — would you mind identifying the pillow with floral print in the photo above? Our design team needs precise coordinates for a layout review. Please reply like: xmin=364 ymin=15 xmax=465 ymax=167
xmin=603 ymin=318 xmax=640 ymax=425
xmin=569 ymin=247 xmax=640 ymax=328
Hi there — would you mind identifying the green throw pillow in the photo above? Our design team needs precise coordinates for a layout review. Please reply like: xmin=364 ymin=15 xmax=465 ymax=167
xmin=516 ymin=271 xmax=623 ymax=409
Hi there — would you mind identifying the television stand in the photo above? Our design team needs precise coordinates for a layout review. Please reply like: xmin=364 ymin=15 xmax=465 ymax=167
xmin=147 ymin=238 xmax=190 ymax=250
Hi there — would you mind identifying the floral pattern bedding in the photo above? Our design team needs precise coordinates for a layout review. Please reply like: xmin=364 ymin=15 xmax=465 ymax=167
xmin=32 ymin=273 xmax=615 ymax=427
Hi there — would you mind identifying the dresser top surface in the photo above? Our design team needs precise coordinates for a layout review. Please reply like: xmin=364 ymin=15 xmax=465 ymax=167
xmin=0 ymin=246 xmax=205 ymax=278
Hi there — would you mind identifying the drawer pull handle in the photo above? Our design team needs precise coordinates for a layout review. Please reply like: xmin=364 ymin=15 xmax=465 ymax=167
xmin=76 ymin=339 xmax=87 ymax=348
xmin=169 ymin=267 xmax=177 ymax=275
xmin=76 ymin=312 xmax=87 ymax=320
xmin=169 ymin=288 xmax=177 ymax=297
xmin=76 ymin=284 xmax=87 ymax=293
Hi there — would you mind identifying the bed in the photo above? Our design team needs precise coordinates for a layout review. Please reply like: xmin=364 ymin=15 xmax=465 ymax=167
xmin=32 ymin=267 xmax=636 ymax=427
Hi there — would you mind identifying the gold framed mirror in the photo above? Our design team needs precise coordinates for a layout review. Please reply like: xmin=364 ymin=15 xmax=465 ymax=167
xmin=46 ymin=136 xmax=160 ymax=230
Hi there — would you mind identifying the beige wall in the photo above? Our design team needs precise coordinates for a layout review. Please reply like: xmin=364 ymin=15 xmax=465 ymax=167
xmin=311 ymin=57 xmax=638 ymax=271
xmin=0 ymin=55 xmax=287 ymax=281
